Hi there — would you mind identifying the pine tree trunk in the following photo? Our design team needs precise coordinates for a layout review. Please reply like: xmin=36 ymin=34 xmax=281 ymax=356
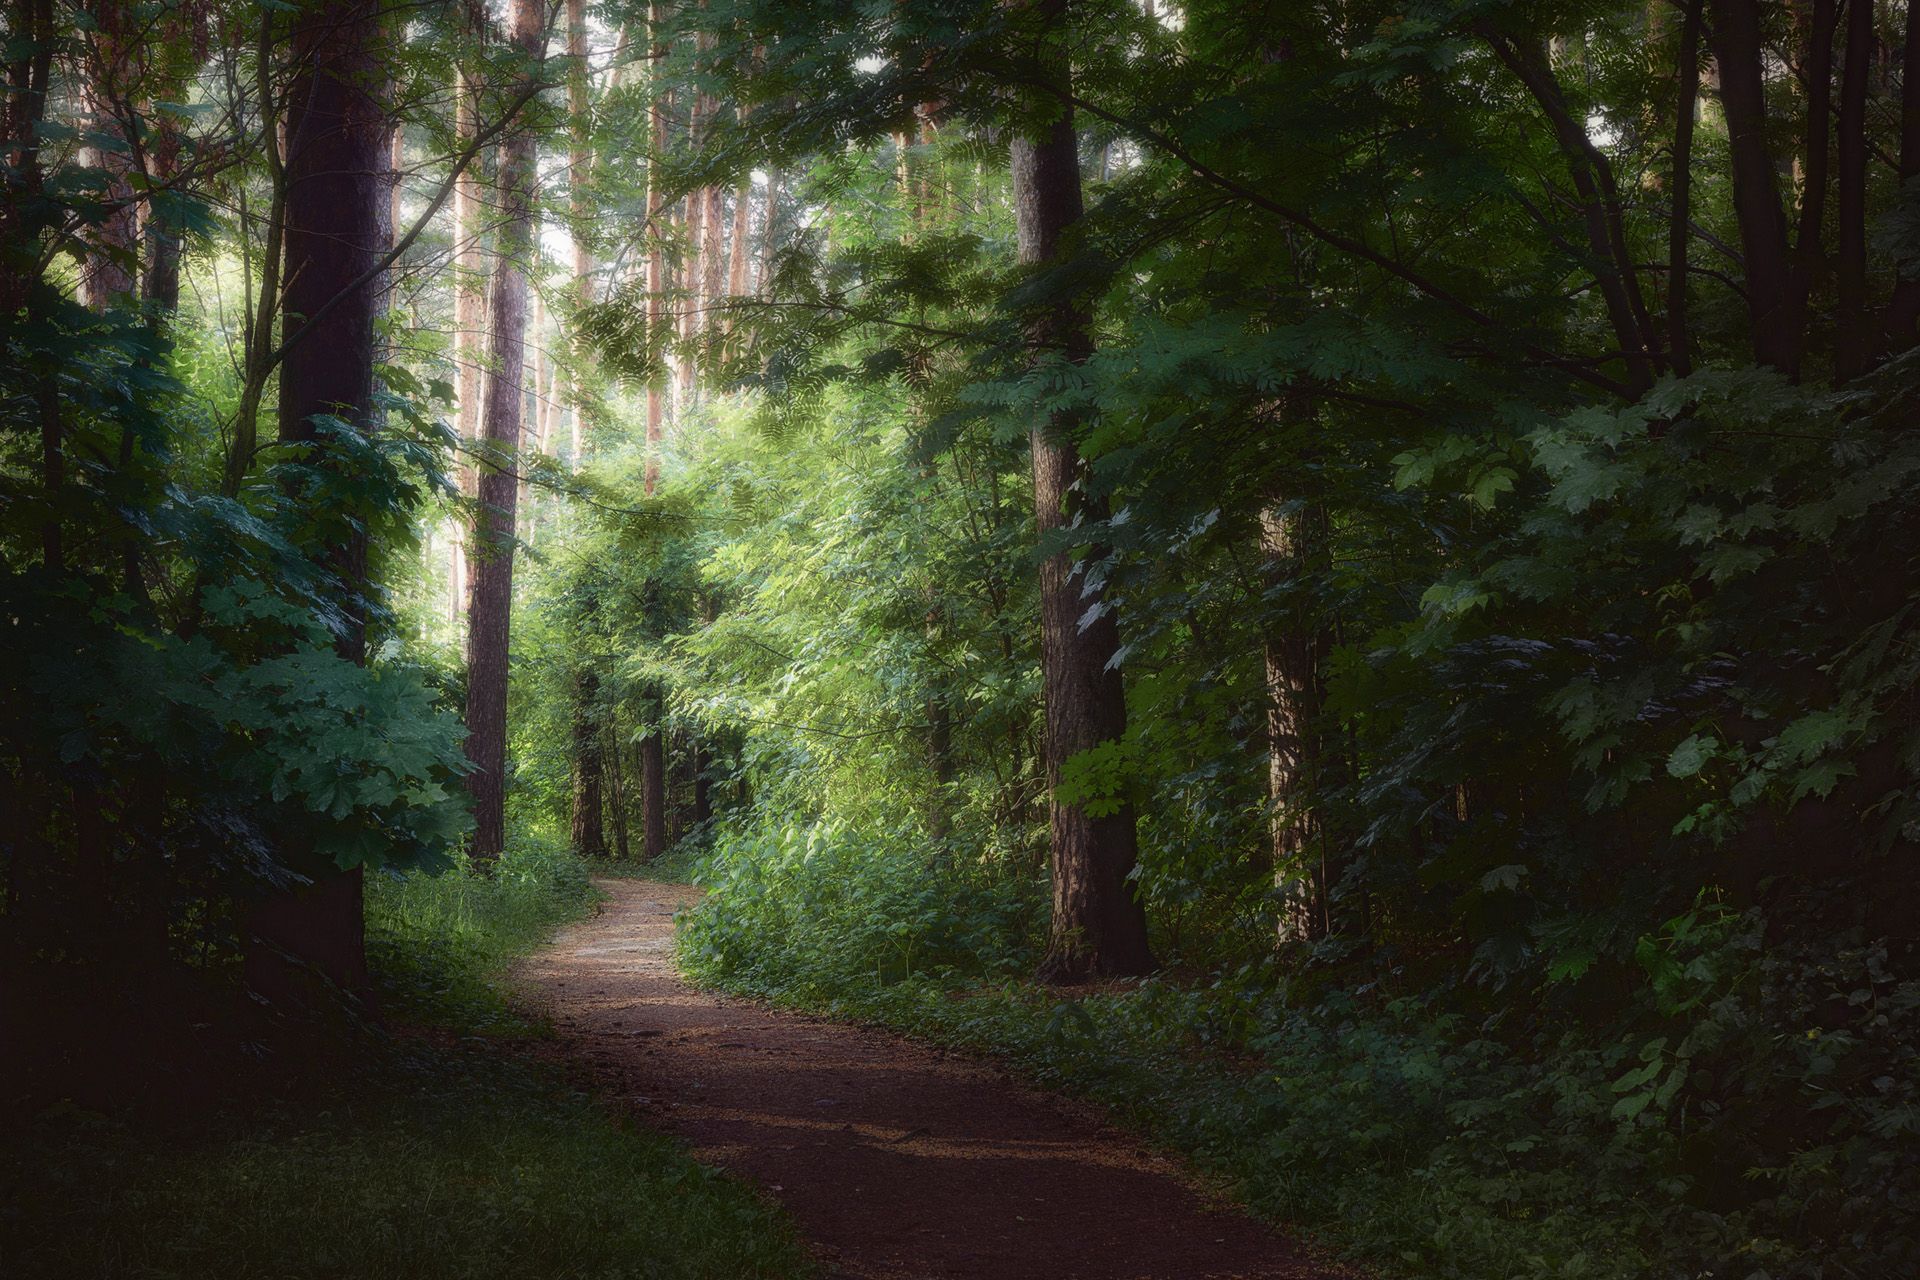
xmin=1015 ymin=0 xmax=1152 ymax=983
xmin=644 ymin=3 xmax=668 ymax=496
xmin=463 ymin=0 xmax=544 ymax=862
xmin=701 ymin=183 xmax=724 ymax=362
xmin=80 ymin=2 xmax=137 ymax=311
xmin=567 ymin=0 xmax=593 ymax=469
xmin=762 ymin=165 xmax=783 ymax=289
xmin=607 ymin=728 xmax=632 ymax=860
xmin=641 ymin=715 xmax=667 ymax=860
xmin=451 ymin=0 xmax=488 ymax=622
xmin=142 ymin=2 xmax=196 ymax=320
xmin=727 ymin=177 xmax=752 ymax=297
xmin=1261 ymin=499 xmax=1330 ymax=943
xmin=570 ymin=667 xmax=606 ymax=856
xmin=247 ymin=0 xmax=391 ymax=998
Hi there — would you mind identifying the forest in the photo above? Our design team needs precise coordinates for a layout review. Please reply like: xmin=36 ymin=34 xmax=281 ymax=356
xmin=4 ymin=0 xmax=1919 ymax=1276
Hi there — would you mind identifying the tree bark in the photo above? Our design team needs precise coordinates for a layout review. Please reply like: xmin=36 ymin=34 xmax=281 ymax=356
xmin=1014 ymin=0 xmax=1152 ymax=983
xmin=141 ymin=1 xmax=199 ymax=321
xmin=451 ymin=0 xmax=488 ymax=622
xmin=641 ymin=711 xmax=667 ymax=860
xmin=1710 ymin=0 xmax=1797 ymax=371
xmin=1261 ymin=499 xmax=1330 ymax=943
xmin=80 ymin=0 xmax=137 ymax=311
xmin=567 ymin=0 xmax=593 ymax=470
xmin=644 ymin=3 xmax=668 ymax=496
xmin=463 ymin=0 xmax=544 ymax=862
xmin=1833 ymin=0 xmax=1873 ymax=378
xmin=727 ymin=177 xmax=752 ymax=297
xmin=1667 ymin=0 xmax=1703 ymax=375
xmin=1892 ymin=0 xmax=1920 ymax=339
xmin=247 ymin=0 xmax=392 ymax=999
xmin=570 ymin=668 xmax=607 ymax=856
xmin=701 ymin=181 xmax=725 ymax=360
xmin=607 ymin=724 xmax=632 ymax=859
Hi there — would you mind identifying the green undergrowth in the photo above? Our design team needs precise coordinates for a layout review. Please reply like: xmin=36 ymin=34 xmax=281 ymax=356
xmin=588 ymin=838 xmax=711 ymax=886
xmin=364 ymin=831 xmax=600 ymax=1032
xmin=678 ymin=823 xmax=1919 ymax=1280
xmin=4 ymin=835 xmax=809 ymax=1280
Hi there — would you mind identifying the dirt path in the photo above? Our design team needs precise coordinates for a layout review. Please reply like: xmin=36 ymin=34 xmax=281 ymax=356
xmin=515 ymin=879 xmax=1336 ymax=1280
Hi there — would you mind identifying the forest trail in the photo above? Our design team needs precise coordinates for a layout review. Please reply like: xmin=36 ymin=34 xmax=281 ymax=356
xmin=515 ymin=878 xmax=1338 ymax=1280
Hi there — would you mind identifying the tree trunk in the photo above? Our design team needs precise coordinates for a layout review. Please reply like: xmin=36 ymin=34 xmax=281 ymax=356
xmin=567 ymin=0 xmax=593 ymax=469
xmin=1891 ymin=0 xmax=1920 ymax=340
xmin=247 ymin=0 xmax=391 ymax=999
xmin=463 ymin=0 xmax=544 ymax=862
xmin=1014 ymin=0 xmax=1153 ymax=983
xmin=607 ymin=727 xmax=632 ymax=860
xmin=1666 ymin=0 xmax=1702 ymax=375
xmin=762 ymin=164 xmax=783 ymax=290
xmin=641 ymin=712 xmax=667 ymax=860
xmin=1261 ymin=500 xmax=1330 ymax=943
xmin=570 ymin=667 xmax=606 ymax=856
xmin=727 ymin=177 xmax=752 ymax=297
xmin=1710 ymin=0 xmax=1796 ymax=371
xmin=1833 ymin=0 xmax=1873 ymax=378
xmin=142 ymin=0 xmax=198 ymax=321
xmin=452 ymin=0 xmax=488 ymax=622
xmin=644 ymin=3 xmax=668 ymax=496
xmin=521 ymin=290 xmax=548 ymax=534
xmin=80 ymin=1 xmax=137 ymax=311
xmin=701 ymin=182 xmax=725 ymax=362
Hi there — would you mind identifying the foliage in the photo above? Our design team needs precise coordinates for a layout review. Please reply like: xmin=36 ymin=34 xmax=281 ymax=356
xmin=684 ymin=851 xmax=1920 ymax=1279
xmin=4 ymin=845 xmax=808 ymax=1280
xmin=366 ymin=831 xmax=597 ymax=1032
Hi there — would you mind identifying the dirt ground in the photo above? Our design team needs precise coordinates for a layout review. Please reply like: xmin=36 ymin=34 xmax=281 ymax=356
xmin=514 ymin=878 xmax=1340 ymax=1280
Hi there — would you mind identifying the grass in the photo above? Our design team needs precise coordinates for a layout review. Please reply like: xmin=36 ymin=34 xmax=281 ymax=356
xmin=2 ymin=833 xmax=810 ymax=1280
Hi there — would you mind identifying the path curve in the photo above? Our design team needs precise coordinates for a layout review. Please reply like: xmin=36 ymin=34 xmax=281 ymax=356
xmin=516 ymin=878 xmax=1337 ymax=1280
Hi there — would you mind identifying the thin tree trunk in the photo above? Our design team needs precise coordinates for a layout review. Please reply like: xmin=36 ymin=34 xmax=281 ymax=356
xmin=80 ymin=1 xmax=137 ymax=311
xmin=1785 ymin=0 xmax=1835 ymax=369
xmin=607 ymin=722 xmax=632 ymax=860
xmin=464 ymin=0 xmax=544 ymax=862
xmin=641 ymin=710 xmax=667 ymax=860
xmin=1893 ymin=0 xmax=1920 ymax=340
xmin=701 ymin=181 xmax=724 ymax=360
xmin=1711 ymin=0 xmax=1797 ymax=370
xmin=1833 ymin=0 xmax=1873 ymax=378
xmin=1015 ymin=0 xmax=1152 ymax=983
xmin=570 ymin=668 xmax=607 ymax=856
xmin=1261 ymin=498 xmax=1330 ymax=943
xmin=1667 ymin=0 xmax=1703 ymax=375
xmin=727 ymin=176 xmax=752 ymax=297
xmin=761 ymin=164 xmax=782 ymax=292
xmin=452 ymin=0 xmax=488 ymax=621
xmin=521 ymin=290 xmax=548 ymax=530
xmin=568 ymin=0 xmax=593 ymax=469
xmin=1482 ymin=29 xmax=1659 ymax=392
xmin=644 ymin=3 xmax=667 ymax=496
xmin=142 ymin=0 xmax=198 ymax=320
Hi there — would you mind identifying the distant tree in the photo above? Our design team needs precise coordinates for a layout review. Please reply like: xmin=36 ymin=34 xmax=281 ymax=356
xmin=464 ymin=0 xmax=546 ymax=861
